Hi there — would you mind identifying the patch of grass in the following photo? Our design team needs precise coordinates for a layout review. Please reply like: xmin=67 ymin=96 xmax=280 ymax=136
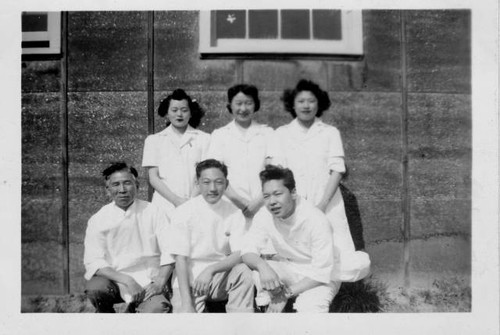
xmin=21 ymin=276 xmax=471 ymax=313
xmin=417 ymin=278 xmax=471 ymax=312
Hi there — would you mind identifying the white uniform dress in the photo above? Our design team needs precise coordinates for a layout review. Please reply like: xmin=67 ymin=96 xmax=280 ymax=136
xmin=206 ymin=120 xmax=274 ymax=203
xmin=142 ymin=125 xmax=210 ymax=218
xmin=271 ymin=118 xmax=370 ymax=282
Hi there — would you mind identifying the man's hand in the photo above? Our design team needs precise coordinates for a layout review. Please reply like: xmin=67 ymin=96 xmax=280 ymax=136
xmin=143 ymin=281 xmax=164 ymax=301
xmin=193 ymin=267 xmax=214 ymax=296
xmin=267 ymin=289 xmax=288 ymax=313
xmin=259 ymin=266 xmax=282 ymax=292
xmin=125 ymin=277 xmax=145 ymax=303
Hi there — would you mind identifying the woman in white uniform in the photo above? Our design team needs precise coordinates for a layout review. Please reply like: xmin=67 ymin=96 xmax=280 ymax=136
xmin=271 ymin=79 xmax=370 ymax=282
xmin=207 ymin=84 xmax=274 ymax=221
xmin=142 ymin=89 xmax=210 ymax=218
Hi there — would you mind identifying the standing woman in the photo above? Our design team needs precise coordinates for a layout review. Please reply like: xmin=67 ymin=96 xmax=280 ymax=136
xmin=271 ymin=79 xmax=370 ymax=282
xmin=142 ymin=89 xmax=210 ymax=218
xmin=207 ymin=84 xmax=274 ymax=220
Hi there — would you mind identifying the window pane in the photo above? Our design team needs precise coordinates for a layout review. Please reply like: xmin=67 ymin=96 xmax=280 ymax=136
xmin=281 ymin=10 xmax=310 ymax=40
xmin=22 ymin=12 xmax=48 ymax=32
xmin=215 ymin=10 xmax=246 ymax=39
xmin=249 ymin=10 xmax=278 ymax=39
xmin=312 ymin=10 xmax=342 ymax=40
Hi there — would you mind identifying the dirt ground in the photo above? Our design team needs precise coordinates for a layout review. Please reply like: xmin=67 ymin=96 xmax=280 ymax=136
xmin=20 ymin=276 xmax=471 ymax=313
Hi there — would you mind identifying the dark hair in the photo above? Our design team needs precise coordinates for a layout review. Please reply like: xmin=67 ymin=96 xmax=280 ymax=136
xmin=102 ymin=161 xmax=138 ymax=180
xmin=158 ymin=88 xmax=205 ymax=128
xmin=226 ymin=84 xmax=261 ymax=113
xmin=195 ymin=159 xmax=228 ymax=179
xmin=282 ymin=79 xmax=331 ymax=118
xmin=259 ymin=165 xmax=296 ymax=192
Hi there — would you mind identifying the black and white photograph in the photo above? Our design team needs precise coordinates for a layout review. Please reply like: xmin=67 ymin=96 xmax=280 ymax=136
xmin=2 ymin=0 xmax=498 ymax=334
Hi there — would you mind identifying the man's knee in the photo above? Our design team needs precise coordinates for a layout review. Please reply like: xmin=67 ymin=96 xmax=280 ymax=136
xmin=294 ymin=285 xmax=336 ymax=313
xmin=85 ymin=276 xmax=119 ymax=298
xmin=230 ymin=263 xmax=253 ymax=286
xmin=85 ymin=276 xmax=121 ymax=312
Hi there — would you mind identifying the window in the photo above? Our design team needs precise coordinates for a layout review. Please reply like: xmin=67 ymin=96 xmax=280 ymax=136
xmin=22 ymin=12 xmax=61 ymax=56
xmin=199 ymin=10 xmax=363 ymax=56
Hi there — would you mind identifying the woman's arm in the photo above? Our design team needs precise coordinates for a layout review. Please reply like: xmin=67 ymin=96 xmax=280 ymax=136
xmin=224 ymin=185 xmax=264 ymax=218
xmin=316 ymin=170 xmax=343 ymax=213
xmin=148 ymin=167 xmax=188 ymax=207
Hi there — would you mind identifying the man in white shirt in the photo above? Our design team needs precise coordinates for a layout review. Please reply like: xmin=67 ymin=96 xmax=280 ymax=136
xmin=241 ymin=165 xmax=340 ymax=313
xmin=83 ymin=162 xmax=174 ymax=313
xmin=168 ymin=159 xmax=255 ymax=313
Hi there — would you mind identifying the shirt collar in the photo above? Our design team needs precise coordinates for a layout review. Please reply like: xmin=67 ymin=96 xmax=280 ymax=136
xmin=196 ymin=194 xmax=225 ymax=211
xmin=112 ymin=199 xmax=137 ymax=216
xmin=229 ymin=120 xmax=262 ymax=141
xmin=158 ymin=125 xmax=196 ymax=136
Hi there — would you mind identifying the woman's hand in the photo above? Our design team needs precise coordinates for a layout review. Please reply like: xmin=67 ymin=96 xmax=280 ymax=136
xmin=173 ymin=196 xmax=189 ymax=207
xmin=316 ymin=200 xmax=329 ymax=213
xmin=242 ymin=198 xmax=263 ymax=218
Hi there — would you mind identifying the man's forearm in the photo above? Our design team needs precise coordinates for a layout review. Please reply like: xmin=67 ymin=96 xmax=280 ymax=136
xmin=153 ymin=263 xmax=174 ymax=287
xmin=175 ymin=255 xmax=194 ymax=306
xmin=96 ymin=267 xmax=135 ymax=286
xmin=287 ymin=277 xmax=323 ymax=297
xmin=242 ymin=252 xmax=267 ymax=271
xmin=205 ymin=252 xmax=242 ymax=275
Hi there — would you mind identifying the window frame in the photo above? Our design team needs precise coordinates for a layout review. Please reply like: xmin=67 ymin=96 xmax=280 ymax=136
xmin=199 ymin=9 xmax=363 ymax=57
xmin=22 ymin=12 xmax=61 ymax=56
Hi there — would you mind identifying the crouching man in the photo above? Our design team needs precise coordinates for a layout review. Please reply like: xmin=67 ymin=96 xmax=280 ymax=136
xmin=168 ymin=159 xmax=255 ymax=313
xmin=83 ymin=162 xmax=174 ymax=313
xmin=242 ymin=165 xmax=340 ymax=313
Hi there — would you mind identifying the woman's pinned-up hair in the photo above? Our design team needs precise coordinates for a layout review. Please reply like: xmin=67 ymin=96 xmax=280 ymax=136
xmin=282 ymin=79 xmax=331 ymax=118
xmin=158 ymin=88 xmax=206 ymax=128
xmin=226 ymin=84 xmax=261 ymax=113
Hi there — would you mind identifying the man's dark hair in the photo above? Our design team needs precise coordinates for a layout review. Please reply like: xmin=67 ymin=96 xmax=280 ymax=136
xmin=102 ymin=161 xmax=138 ymax=180
xmin=259 ymin=165 xmax=296 ymax=192
xmin=195 ymin=159 xmax=228 ymax=179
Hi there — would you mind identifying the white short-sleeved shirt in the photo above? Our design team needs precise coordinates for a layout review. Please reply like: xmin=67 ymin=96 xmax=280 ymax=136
xmin=271 ymin=118 xmax=370 ymax=281
xmin=207 ymin=120 xmax=274 ymax=201
xmin=142 ymin=125 xmax=210 ymax=217
xmin=168 ymin=195 xmax=247 ymax=287
xmin=271 ymin=118 xmax=345 ymax=206
xmin=241 ymin=198 xmax=334 ymax=284
xmin=83 ymin=199 xmax=173 ymax=301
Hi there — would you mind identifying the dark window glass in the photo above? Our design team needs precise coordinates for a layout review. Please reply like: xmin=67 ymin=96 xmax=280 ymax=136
xmin=312 ymin=10 xmax=342 ymax=40
xmin=249 ymin=10 xmax=278 ymax=39
xmin=216 ymin=10 xmax=246 ymax=39
xmin=281 ymin=10 xmax=310 ymax=39
xmin=22 ymin=13 xmax=48 ymax=32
